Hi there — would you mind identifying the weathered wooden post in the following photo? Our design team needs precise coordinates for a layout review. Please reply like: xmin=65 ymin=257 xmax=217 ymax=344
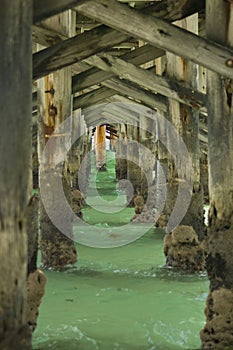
xmin=37 ymin=11 xmax=77 ymax=270
xmin=68 ymin=108 xmax=90 ymax=195
xmin=199 ymin=63 xmax=209 ymax=204
xmin=200 ymin=1 xmax=233 ymax=348
xmin=163 ymin=15 xmax=205 ymax=272
xmin=115 ymin=123 xmax=127 ymax=181
xmin=126 ymin=122 xmax=142 ymax=205
xmin=132 ymin=115 xmax=157 ymax=223
xmin=0 ymin=0 xmax=32 ymax=348
xmin=109 ymin=128 xmax=117 ymax=151
xmin=94 ymin=125 xmax=107 ymax=170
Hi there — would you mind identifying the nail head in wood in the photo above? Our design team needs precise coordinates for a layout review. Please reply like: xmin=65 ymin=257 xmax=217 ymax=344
xmin=226 ymin=59 xmax=233 ymax=68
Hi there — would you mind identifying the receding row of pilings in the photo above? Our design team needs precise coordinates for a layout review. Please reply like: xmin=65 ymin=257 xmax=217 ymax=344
xmin=114 ymin=116 xmax=206 ymax=269
xmin=113 ymin=14 xmax=207 ymax=273
xmin=112 ymin=6 xmax=233 ymax=348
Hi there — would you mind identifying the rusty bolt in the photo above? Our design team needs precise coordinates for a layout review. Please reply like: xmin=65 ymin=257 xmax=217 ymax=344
xmin=45 ymin=88 xmax=55 ymax=95
xmin=48 ymin=104 xmax=57 ymax=117
xmin=226 ymin=59 xmax=233 ymax=68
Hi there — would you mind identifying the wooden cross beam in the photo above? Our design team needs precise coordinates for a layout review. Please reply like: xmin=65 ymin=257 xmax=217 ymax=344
xmin=84 ymin=53 xmax=206 ymax=109
xmin=73 ymin=87 xmax=117 ymax=110
xmin=75 ymin=0 xmax=233 ymax=79
xmin=140 ymin=0 xmax=205 ymax=21
xmin=103 ymin=103 xmax=140 ymax=123
xmin=82 ymin=107 xmax=127 ymax=126
xmin=33 ymin=0 xmax=205 ymax=24
xmin=33 ymin=25 xmax=129 ymax=80
xmin=33 ymin=0 xmax=80 ymax=23
xmin=72 ymin=44 xmax=164 ymax=93
xmin=73 ymin=78 xmax=167 ymax=112
xmin=103 ymin=78 xmax=167 ymax=112
xmin=33 ymin=0 xmax=206 ymax=80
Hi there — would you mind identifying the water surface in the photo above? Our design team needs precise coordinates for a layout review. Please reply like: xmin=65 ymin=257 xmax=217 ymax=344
xmin=33 ymin=151 xmax=208 ymax=350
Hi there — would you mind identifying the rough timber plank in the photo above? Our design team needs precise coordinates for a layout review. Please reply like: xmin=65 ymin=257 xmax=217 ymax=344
xmin=142 ymin=0 xmax=205 ymax=21
xmin=72 ymin=44 xmax=164 ymax=93
xmin=73 ymin=87 xmax=116 ymax=110
xmin=73 ymin=77 xmax=167 ymax=112
xmin=32 ymin=24 xmax=66 ymax=46
xmin=33 ymin=25 xmax=129 ymax=80
xmin=103 ymin=78 xmax=167 ymax=111
xmin=83 ymin=104 xmax=139 ymax=126
xmin=103 ymin=103 xmax=140 ymax=122
xmin=33 ymin=0 xmax=205 ymax=24
xmin=85 ymin=53 xmax=206 ymax=109
xmin=75 ymin=0 xmax=233 ymax=78
xmin=33 ymin=0 xmax=80 ymax=23
xmin=33 ymin=0 xmax=206 ymax=80
xmin=33 ymin=0 xmax=205 ymax=46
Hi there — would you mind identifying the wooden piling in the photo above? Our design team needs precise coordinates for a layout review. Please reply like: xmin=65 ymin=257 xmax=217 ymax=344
xmin=0 ymin=1 xmax=32 ymax=348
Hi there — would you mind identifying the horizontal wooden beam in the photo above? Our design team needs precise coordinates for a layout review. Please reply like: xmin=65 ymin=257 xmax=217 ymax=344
xmin=71 ymin=0 xmax=205 ymax=91
xmin=98 ymin=94 xmax=209 ymax=144
xmin=73 ymin=76 xmax=167 ymax=112
xmin=32 ymin=24 xmax=66 ymax=46
xmin=103 ymin=104 xmax=140 ymax=122
xmin=33 ymin=0 xmax=205 ymax=24
xmin=33 ymin=0 xmax=206 ymax=80
xmin=33 ymin=25 xmax=129 ymax=80
xmin=73 ymin=82 xmax=208 ymax=143
xmin=72 ymin=44 xmax=164 ymax=93
xmin=199 ymin=132 xmax=208 ymax=145
xmin=106 ymin=94 xmax=145 ymax=112
xmin=142 ymin=0 xmax=205 ymax=21
xmin=81 ymin=107 xmax=118 ymax=126
xmin=103 ymin=78 xmax=168 ymax=111
xmin=84 ymin=105 xmax=138 ymax=126
xmin=33 ymin=0 xmax=205 ymax=46
xmin=75 ymin=0 xmax=233 ymax=79
xmin=73 ymin=87 xmax=117 ymax=110
xmin=87 ymin=117 xmax=108 ymax=127
xmin=86 ymin=53 xmax=206 ymax=109
xmin=33 ymin=0 xmax=80 ymax=23
xmin=72 ymin=61 xmax=91 ymax=75
xmin=81 ymin=95 xmax=208 ymax=143
xmin=103 ymin=111 xmax=135 ymax=124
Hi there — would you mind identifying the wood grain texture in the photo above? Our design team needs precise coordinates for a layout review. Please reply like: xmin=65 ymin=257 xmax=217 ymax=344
xmin=75 ymin=0 xmax=233 ymax=78
xmin=33 ymin=25 xmax=129 ymax=80
xmin=86 ymin=53 xmax=206 ymax=108
xmin=72 ymin=45 xmax=164 ymax=93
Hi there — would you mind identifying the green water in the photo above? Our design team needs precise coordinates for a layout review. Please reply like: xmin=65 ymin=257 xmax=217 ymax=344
xmin=33 ymin=151 xmax=209 ymax=350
